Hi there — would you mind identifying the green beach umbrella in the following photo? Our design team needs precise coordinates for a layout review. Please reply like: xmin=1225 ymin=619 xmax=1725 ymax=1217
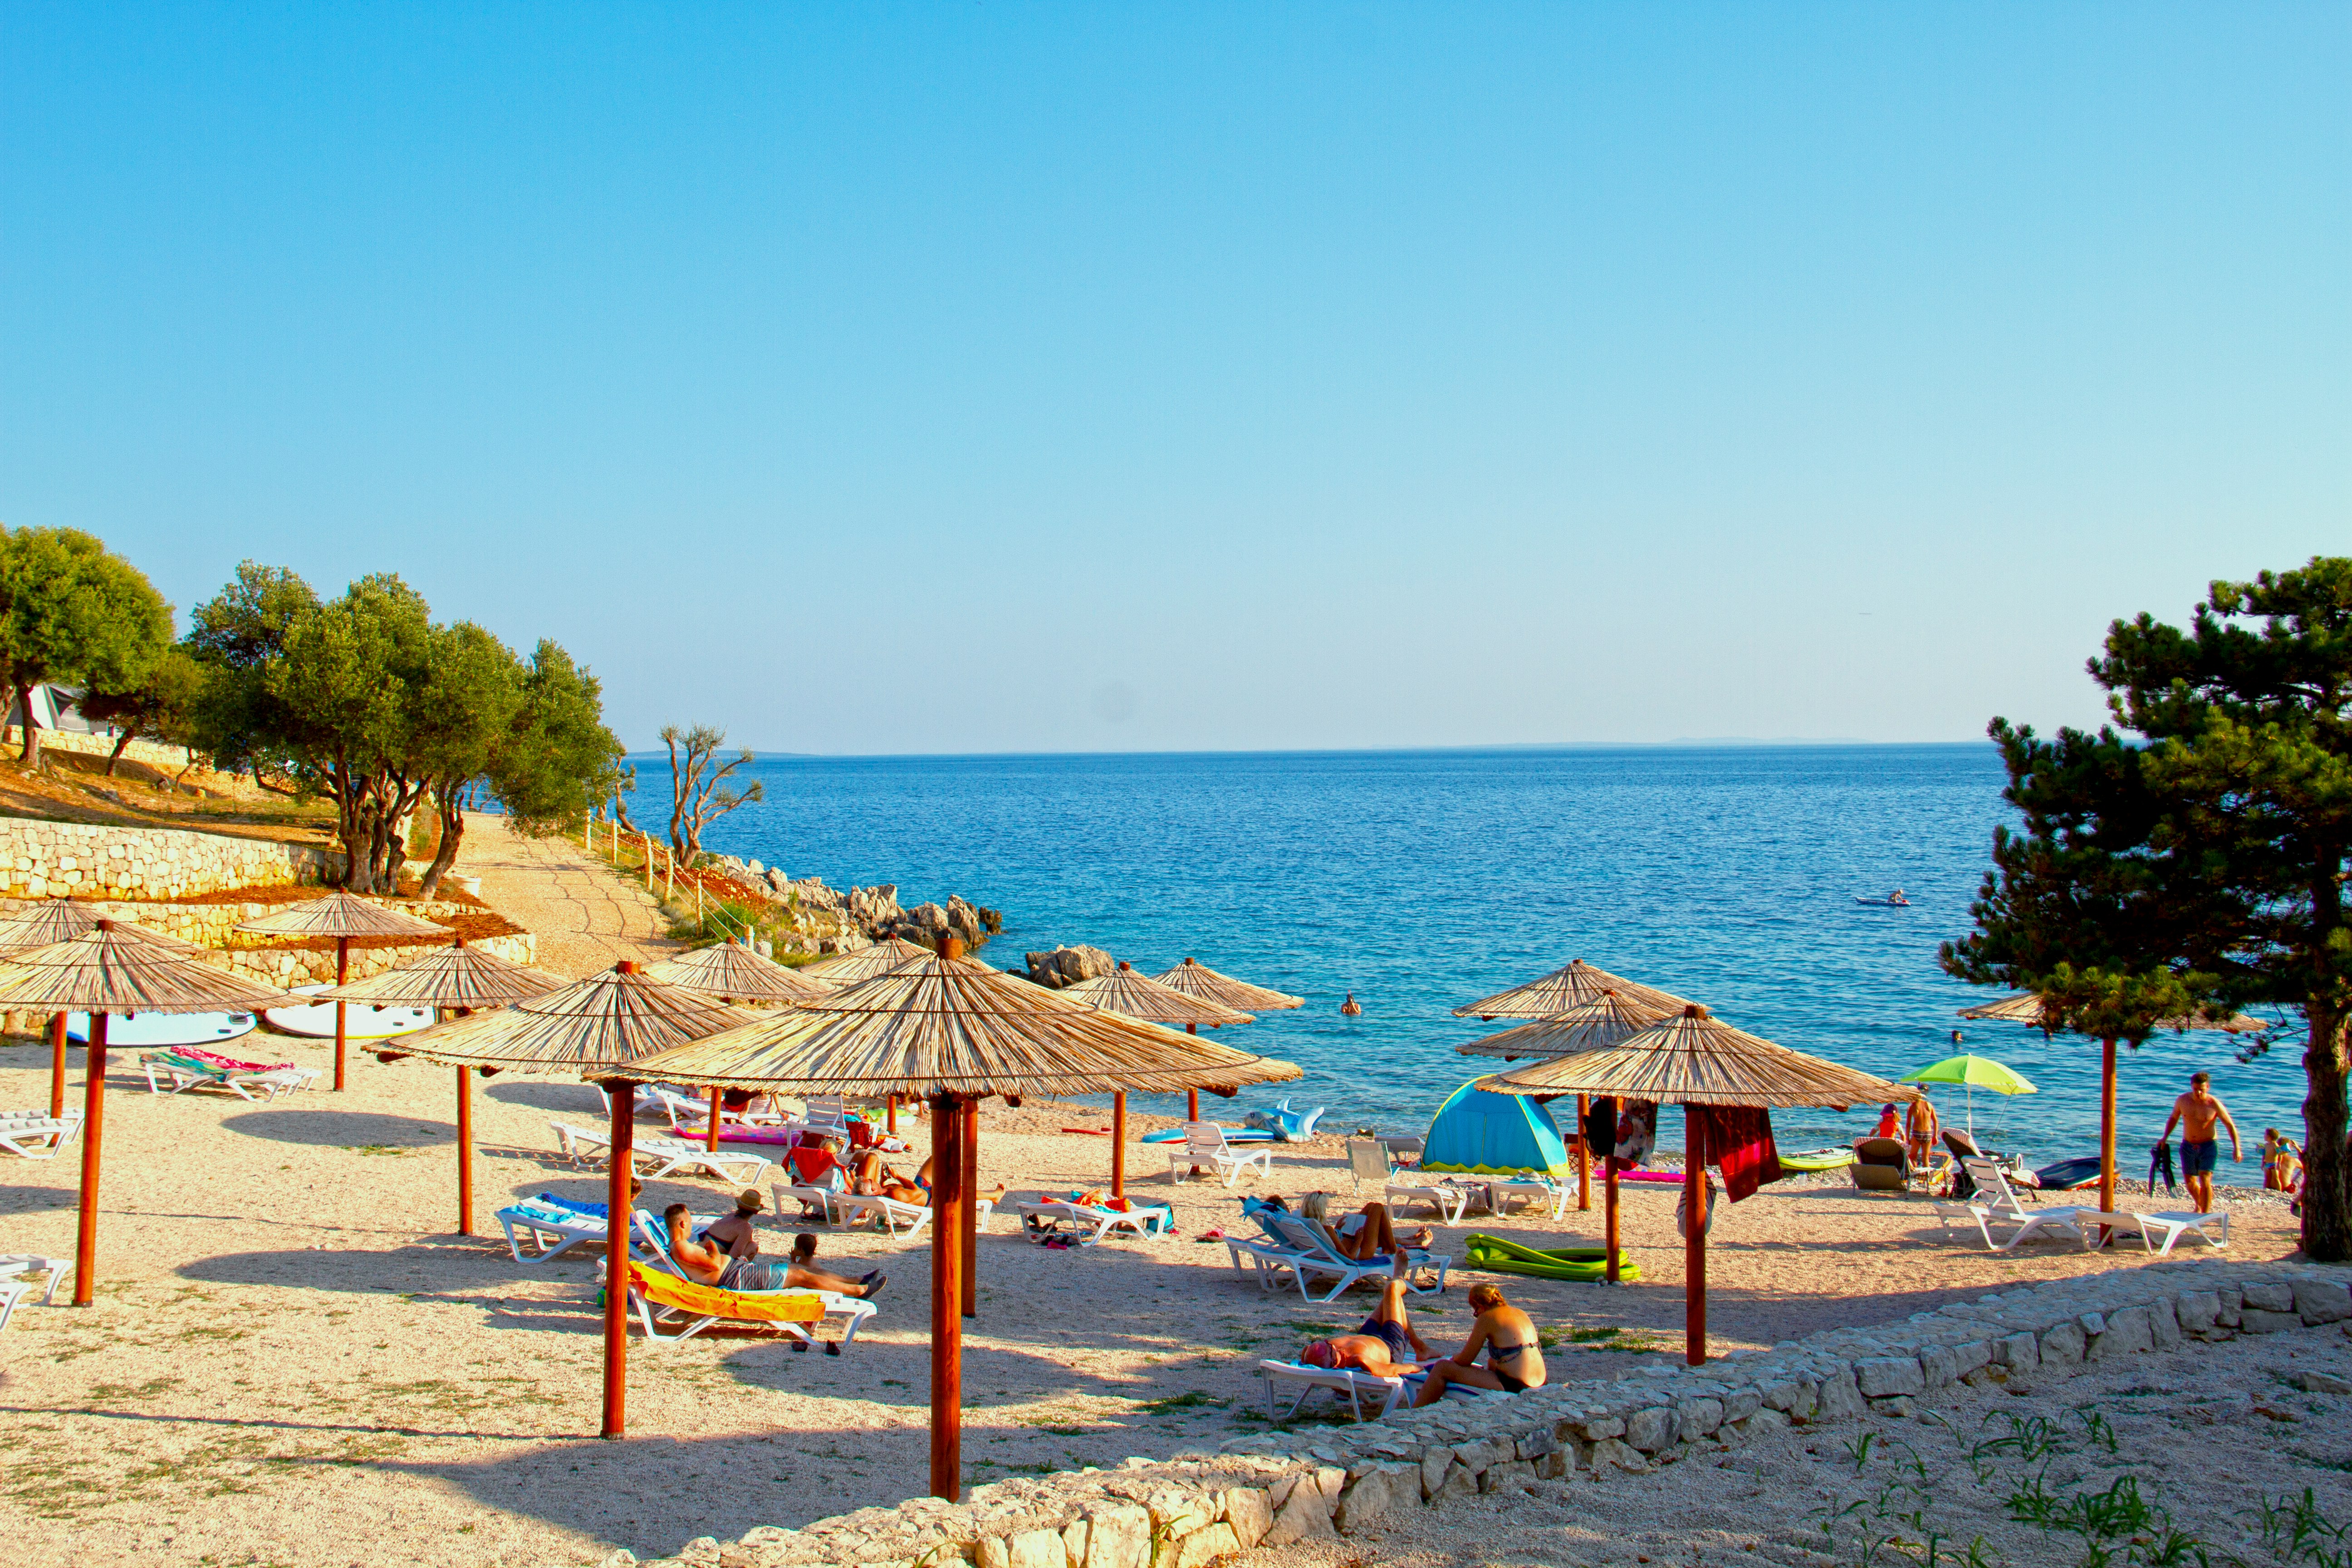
xmin=1898 ymin=1053 xmax=2037 ymax=1136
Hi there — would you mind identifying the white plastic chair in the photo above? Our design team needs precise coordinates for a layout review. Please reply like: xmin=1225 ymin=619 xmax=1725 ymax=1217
xmin=0 ymin=1110 xmax=81 ymax=1160
xmin=1166 ymin=1123 xmax=1274 ymax=1186
xmin=1346 ymin=1139 xmax=1394 ymax=1193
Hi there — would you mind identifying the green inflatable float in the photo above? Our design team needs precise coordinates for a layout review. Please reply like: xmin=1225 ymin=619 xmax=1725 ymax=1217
xmin=1463 ymin=1232 xmax=1643 ymax=1284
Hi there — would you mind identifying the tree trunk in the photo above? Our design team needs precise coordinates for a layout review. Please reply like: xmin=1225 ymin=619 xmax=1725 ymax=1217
xmin=106 ymin=731 xmax=134 ymax=775
xmin=418 ymin=793 xmax=465 ymax=898
xmin=15 ymin=683 xmax=41 ymax=767
xmin=335 ymin=797 xmax=371 ymax=892
xmin=2304 ymin=1002 xmax=2349 ymax=1262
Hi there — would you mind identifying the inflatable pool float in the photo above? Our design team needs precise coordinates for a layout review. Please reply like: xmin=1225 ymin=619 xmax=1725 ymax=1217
xmin=262 ymin=983 xmax=436 ymax=1040
xmin=1611 ymin=1168 xmax=1685 ymax=1185
xmin=1463 ymin=1233 xmax=1642 ymax=1284
xmin=2034 ymin=1156 xmax=2102 ymax=1191
xmin=68 ymin=1011 xmax=256 ymax=1048
xmin=1778 ymin=1147 xmax=1859 ymax=1173
xmin=1140 ymin=1126 xmax=1277 ymax=1144
xmin=676 ymin=1123 xmax=799 ymax=1147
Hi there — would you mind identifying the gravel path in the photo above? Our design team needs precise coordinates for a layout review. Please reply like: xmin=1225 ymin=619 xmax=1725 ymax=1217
xmin=454 ymin=811 xmax=681 ymax=978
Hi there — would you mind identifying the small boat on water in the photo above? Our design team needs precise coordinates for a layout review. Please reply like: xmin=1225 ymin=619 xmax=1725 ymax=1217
xmin=1855 ymin=888 xmax=1913 ymax=908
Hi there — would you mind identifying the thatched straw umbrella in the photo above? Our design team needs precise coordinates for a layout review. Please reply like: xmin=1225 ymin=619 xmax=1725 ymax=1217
xmin=0 ymin=922 xmax=298 ymax=1304
xmin=1063 ymin=961 xmax=1252 ymax=1197
xmin=310 ymin=939 xmax=565 ymax=1234
xmin=1454 ymin=989 xmax=1665 ymax=1214
xmin=795 ymin=935 xmax=935 ymax=986
xmin=1955 ymin=991 xmax=2264 ymax=1231
xmin=624 ymin=937 xmax=1302 ymax=1498
xmin=392 ymin=960 xmax=753 ymax=1435
xmin=0 ymin=899 xmax=201 ymax=1118
xmin=646 ymin=941 xmax=831 ymax=1150
xmin=1481 ymin=1004 xmax=1920 ymax=1364
xmin=1452 ymin=956 xmax=1692 ymax=1022
xmin=1149 ymin=957 xmax=1300 ymax=1123
xmin=234 ymin=891 xmax=446 ymax=1092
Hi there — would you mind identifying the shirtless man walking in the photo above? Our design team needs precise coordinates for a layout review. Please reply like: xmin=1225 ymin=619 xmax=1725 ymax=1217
xmin=2160 ymin=1071 xmax=2243 ymax=1214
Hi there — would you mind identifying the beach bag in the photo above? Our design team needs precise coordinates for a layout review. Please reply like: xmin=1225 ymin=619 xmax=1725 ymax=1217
xmin=1674 ymin=1169 xmax=1718 ymax=1240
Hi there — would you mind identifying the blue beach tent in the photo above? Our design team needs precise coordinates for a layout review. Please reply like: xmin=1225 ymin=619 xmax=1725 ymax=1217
xmin=1421 ymin=1080 xmax=1573 ymax=1179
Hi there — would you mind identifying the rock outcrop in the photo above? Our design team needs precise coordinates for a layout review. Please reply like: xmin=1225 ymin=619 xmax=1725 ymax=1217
xmin=1026 ymin=944 xmax=1115 ymax=989
xmin=698 ymin=858 xmax=1001 ymax=956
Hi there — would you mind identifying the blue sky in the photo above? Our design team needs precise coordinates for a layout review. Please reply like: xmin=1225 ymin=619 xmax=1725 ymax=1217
xmin=4 ymin=5 xmax=2344 ymax=755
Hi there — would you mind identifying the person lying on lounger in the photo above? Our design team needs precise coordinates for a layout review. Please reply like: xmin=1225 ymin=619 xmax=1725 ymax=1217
xmin=1411 ymin=1284 xmax=1546 ymax=1405
xmin=912 ymin=1153 xmax=1009 ymax=1204
xmin=1306 ymin=1198 xmax=1433 ymax=1261
xmin=851 ymin=1151 xmax=926 ymax=1203
xmin=663 ymin=1205 xmax=884 ymax=1298
xmin=1300 ymin=1278 xmax=1431 ymax=1378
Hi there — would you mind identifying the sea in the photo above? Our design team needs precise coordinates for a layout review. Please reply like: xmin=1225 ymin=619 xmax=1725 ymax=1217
xmin=632 ymin=744 xmax=2304 ymax=1170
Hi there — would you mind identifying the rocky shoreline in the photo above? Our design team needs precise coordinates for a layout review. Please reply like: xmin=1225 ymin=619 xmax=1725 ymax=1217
xmin=699 ymin=855 xmax=1002 ymax=957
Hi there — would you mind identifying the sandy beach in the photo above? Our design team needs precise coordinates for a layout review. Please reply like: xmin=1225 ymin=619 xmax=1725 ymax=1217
xmin=0 ymin=1032 xmax=2303 ymax=1568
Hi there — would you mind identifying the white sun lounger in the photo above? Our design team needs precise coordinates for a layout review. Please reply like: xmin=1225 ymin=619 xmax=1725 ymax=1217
xmin=494 ymin=1199 xmax=609 ymax=1263
xmin=1257 ymin=1359 xmax=1409 ymax=1421
xmin=2091 ymin=1208 xmax=2230 ymax=1256
xmin=0 ymin=1110 xmax=82 ymax=1160
xmin=832 ymin=1192 xmax=934 ymax=1240
xmin=546 ymin=1121 xmax=770 ymax=1186
xmin=1386 ymin=1180 xmax=1480 ymax=1224
xmin=1014 ymin=1198 xmax=1172 ymax=1245
xmin=0 ymin=1254 xmax=66 ymax=1329
xmin=1483 ymin=1177 xmax=1571 ymax=1222
xmin=137 ymin=1054 xmax=317 ymax=1101
xmin=1257 ymin=1211 xmax=1451 ymax=1303
xmin=1167 ymin=1123 xmax=1274 ymax=1187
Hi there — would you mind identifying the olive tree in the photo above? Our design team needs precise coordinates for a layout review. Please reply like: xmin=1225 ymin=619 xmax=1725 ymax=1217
xmin=0 ymin=528 xmax=173 ymax=768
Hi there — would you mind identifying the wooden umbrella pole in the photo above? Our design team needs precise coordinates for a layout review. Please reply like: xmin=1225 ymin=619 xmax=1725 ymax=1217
xmin=1576 ymin=1093 xmax=1592 ymax=1212
xmin=456 ymin=1068 xmax=475 ymax=1236
xmin=600 ymin=1078 xmax=636 ymax=1439
xmin=887 ymin=1093 xmax=898 ymax=1135
xmin=1112 ymin=1091 xmax=1126 ymax=1199
xmin=706 ymin=1087 xmax=724 ymax=1154
xmin=930 ymin=1092 xmax=967 ymax=1501
xmin=1685 ymin=1111 xmax=1708 ymax=1366
xmin=333 ymin=936 xmax=350 ymax=1092
xmin=1186 ymin=1023 xmax=1200 ymax=1125
xmin=1604 ymin=1157 xmax=1621 ymax=1284
xmin=73 ymin=1011 xmax=108 ymax=1306
xmin=960 ymin=1098 xmax=978 ymax=1320
xmin=48 ymin=1011 xmax=67 ymax=1119
xmin=2098 ymin=1037 xmax=2118 ymax=1247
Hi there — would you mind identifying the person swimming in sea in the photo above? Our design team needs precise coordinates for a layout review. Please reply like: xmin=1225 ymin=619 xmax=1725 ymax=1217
xmin=1340 ymin=992 xmax=1362 ymax=1016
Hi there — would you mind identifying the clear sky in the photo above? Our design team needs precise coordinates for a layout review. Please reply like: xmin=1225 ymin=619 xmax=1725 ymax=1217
xmin=4 ymin=5 xmax=2344 ymax=755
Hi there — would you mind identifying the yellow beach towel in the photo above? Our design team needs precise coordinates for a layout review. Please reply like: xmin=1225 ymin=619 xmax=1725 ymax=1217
xmin=627 ymin=1263 xmax=824 ymax=1324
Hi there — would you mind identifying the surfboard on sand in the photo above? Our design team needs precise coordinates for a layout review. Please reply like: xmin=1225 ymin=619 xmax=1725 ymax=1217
xmin=68 ymin=1011 xmax=257 ymax=1048
xmin=261 ymin=983 xmax=436 ymax=1040
xmin=1140 ymin=1126 xmax=1277 ymax=1144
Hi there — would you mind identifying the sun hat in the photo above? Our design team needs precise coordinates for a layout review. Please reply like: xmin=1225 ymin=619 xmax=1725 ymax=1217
xmin=737 ymin=1189 xmax=765 ymax=1212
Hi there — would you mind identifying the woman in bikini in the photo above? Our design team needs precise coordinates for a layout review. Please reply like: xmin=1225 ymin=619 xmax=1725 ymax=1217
xmin=1411 ymin=1283 xmax=1545 ymax=1405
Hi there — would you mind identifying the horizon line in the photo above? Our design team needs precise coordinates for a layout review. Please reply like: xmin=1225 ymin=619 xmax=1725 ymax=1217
xmin=618 ymin=737 xmax=2001 ymax=763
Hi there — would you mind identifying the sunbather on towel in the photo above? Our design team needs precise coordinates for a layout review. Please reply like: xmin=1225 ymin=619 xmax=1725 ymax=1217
xmin=663 ymin=1205 xmax=886 ymax=1299
xmin=1300 ymin=1279 xmax=1431 ymax=1378
xmin=1411 ymin=1284 xmax=1546 ymax=1405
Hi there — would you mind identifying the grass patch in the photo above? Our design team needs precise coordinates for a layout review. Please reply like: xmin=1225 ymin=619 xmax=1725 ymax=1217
xmin=1132 ymin=1391 xmax=1232 ymax=1417
xmin=344 ymin=1145 xmax=418 ymax=1157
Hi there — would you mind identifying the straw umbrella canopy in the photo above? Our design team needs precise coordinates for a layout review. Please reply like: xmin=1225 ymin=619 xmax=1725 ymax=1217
xmin=1063 ymin=961 xmax=1254 ymax=1197
xmin=1455 ymin=990 xmax=1664 ymax=1060
xmin=0 ymin=898 xmax=202 ymax=1118
xmin=1453 ymin=957 xmax=1693 ymax=1022
xmin=394 ymin=959 xmax=755 ymax=1440
xmin=0 ymin=922 xmax=299 ymax=1304
xmin=1150 ymin=956 xmax=1304 ymax=1013
xmin=794 ymin=935 xmax=937 ymax=987
xmin=646 ymin=941 xmax=832 ymax=1149
xmin=1148 ymin=957 xmax=1300 ymax=1124
xmin=235 ymin=891 xmax=446 ymax=1093
xmin=1481 ymin=1004 xmax=1921 ymax=1365
xmin=1955 ymin=991 xmax=2263 ymax=1225
xmin=621 ymin=938 xmax=1302 ymax=1500
xmin=311 ymin=939 xmax=566 ymax=1236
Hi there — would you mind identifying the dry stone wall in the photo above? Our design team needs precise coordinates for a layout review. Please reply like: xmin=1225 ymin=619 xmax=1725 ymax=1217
xmin=596 ymin=1255 xmax=2352 ymax=1568
xmin=0 ymin=814 xmax=342 ymax=899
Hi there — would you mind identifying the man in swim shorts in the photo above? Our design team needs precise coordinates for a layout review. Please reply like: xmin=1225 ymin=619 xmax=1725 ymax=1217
xmin=1299 ymin=1279 xmax=1431 ymax=1377
xmin=2160 ymin=1071 xmax=2242 ymax=1214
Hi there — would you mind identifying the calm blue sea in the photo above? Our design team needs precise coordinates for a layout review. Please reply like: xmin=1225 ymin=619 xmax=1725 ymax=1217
xmin=633 ymin=745 xmax=2302 ymax=1168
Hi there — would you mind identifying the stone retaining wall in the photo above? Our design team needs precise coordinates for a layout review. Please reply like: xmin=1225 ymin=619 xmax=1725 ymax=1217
xmin=605 ymin=1255 xmax=2352 ymax=1568
xmin=0 ymin=813 xmax=340 ymax=900
xmin=0 ymin=725 xmax=195 ymax=772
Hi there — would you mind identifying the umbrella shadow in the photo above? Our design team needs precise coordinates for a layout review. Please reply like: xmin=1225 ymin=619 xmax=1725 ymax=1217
xmin=219 ymin=1108 xmax=456 ymax=1148
xmin=486 ymin=1080 xmax=607 ymax=1115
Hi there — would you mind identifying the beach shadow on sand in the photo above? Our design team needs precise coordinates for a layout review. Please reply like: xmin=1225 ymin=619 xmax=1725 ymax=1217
xmin=487 ymin=1080 xmax=607 ymax=1115
xmin=220 ymin=1107 xmax=459 ymax=1148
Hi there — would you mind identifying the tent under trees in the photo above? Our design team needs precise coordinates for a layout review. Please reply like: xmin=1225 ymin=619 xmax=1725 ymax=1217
xmin=1946 ymin=557 xmax=2352 ymax=1260
xmin=0 ymin=528 xmax=174 ymax=769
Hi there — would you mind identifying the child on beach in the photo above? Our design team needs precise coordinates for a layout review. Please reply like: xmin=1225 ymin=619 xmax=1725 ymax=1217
xmin=2263 ymin=1129 xmax=2303 ymax=1192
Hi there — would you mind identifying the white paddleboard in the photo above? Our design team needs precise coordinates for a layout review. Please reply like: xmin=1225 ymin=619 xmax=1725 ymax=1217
xmin=67 ymin=1012 xmax=257 ymax=1048
xmin=261 ymin=983 xmax=437 ymax=1040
